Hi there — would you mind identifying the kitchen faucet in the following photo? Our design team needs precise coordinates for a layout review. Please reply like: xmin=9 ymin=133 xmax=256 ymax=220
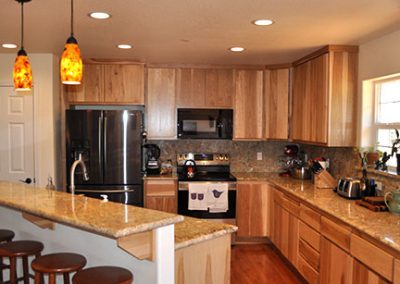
xmin=69 ymin=153 xmax=89 ymax=195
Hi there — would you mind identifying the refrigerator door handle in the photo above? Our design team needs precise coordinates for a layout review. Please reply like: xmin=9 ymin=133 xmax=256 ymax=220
xmin=104 ymin=116 xmax=108 ymax=169
xmin=75 ymin=189 xmax=135 ymax=193
xmin=98 ymin=116 xmax=103 ymax=171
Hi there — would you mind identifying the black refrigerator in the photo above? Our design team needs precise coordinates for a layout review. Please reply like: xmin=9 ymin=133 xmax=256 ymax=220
xmin=66 ymin=109 xmax=143 ymax=206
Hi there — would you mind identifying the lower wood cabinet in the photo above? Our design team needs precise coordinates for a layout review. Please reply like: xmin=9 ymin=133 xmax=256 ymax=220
xmin=320 ymin=236 xmax=353 ymax=284
xmin=144 ymin=179 xmax=177 ymax=213
xmin=236 ymin=182 xmax=269 ymax=237
xmin=352 ymin=259 xmax=390 ymax=284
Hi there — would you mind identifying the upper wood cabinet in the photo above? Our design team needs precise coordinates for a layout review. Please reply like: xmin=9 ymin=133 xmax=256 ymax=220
xmin=175 ymin=68 xmax=234 ymax=108
xmin=263 ymin=67 xmax=290 ymax=140
xmin=146 ymin=68 xmax=176 ymax=139
xmin=236 ymin=182 xmax=269 ymax=237
xmin=291 ymin=45 xmax=358 ymax=146
xmin=65 ymin=63 xmax=145 ymax=104
xmin=233 ymin=69 xmax=264 ymax=140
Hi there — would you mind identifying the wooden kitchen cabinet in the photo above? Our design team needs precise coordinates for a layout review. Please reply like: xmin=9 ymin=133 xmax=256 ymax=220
xmin=236 ymin=182 xmax=269 ymax=237
xmin=352 ymin=259 xmax=390 ymax=284
xmin=233 ymin=69 xmax=263 ymax=140
xmin=320 ymin=236 xmax=353 ymax=284
xmin=146 ymin=68 xmax=177 ymax=139
xmin=291 ymin=45 xmax=358 ymax=146
xmin=65 ymin=63 xmax=145 ymax=104
xmin=144 ymin=179 xmax=177 ymax=213
xmin=175 ymin=68 xmax=234 ymax=108
xmin=263 ymin=67 xmax=290 ymax=140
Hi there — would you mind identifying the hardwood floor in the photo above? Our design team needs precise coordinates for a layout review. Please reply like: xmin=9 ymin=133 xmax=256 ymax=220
xmin=231 ymin=244 xmax=305 ymax=284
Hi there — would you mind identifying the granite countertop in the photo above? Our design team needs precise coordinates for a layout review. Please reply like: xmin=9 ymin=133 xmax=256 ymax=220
xmin=233 ymin=172 xmax=400 ymax=254
xmin=0 ymin=181 xmax=183 ymax=238
xmin=174 ymin=217 xmax=237 ymax=250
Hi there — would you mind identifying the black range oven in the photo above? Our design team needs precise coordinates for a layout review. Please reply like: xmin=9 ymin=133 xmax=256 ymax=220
xmin=177 ymin=153 xmax=236 ymax=220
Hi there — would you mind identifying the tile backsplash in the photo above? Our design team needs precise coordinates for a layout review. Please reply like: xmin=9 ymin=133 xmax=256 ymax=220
xmin=150 ymin=139 xmax=400 ymax=190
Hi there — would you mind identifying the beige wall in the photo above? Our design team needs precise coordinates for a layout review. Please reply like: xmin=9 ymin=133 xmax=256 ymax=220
xmin=0 ymin=54 xmax=61 ymax=188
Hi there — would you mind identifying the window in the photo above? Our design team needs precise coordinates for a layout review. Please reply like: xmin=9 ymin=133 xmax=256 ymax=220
xmin=374 ymin=76 xmax=400 ymax=170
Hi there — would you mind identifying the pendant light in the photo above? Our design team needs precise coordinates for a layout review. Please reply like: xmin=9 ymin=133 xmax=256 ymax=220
xmin=13 ymin=0 xmax=33 ymax=91
xmin=60 ymin=0 xmax=83 ymax=85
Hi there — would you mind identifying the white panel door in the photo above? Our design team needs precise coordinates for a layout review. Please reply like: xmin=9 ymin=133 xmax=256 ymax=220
xmin=0 ymin=86 xmax=35 ymax=184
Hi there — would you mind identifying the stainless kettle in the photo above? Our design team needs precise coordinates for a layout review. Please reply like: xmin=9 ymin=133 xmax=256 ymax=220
xmin=184 ymin=159 xmax=196 ymax=179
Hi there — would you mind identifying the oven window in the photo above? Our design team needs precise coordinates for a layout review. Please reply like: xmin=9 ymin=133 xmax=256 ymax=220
xmin=182 ymin=120 xmax=216 ymax=133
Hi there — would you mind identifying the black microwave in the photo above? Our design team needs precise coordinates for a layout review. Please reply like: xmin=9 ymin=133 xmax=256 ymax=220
xmin=177 ymin=109 xmax=233 ymax=139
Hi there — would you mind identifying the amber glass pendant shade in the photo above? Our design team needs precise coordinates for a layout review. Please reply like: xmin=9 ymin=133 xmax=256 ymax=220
xmin=60 ymin=36 xmax=83 ymax=85
xmin=13 ymin=48 xmax=33 ymax=91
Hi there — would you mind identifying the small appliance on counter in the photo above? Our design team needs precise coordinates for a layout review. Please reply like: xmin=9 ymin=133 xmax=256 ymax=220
xmin=337 ymin=178 xmax=362 ymax=199
xmin=143 ymin=144 xmax=161 ymax=175
xmin=279 ymin=144 xmax=311 ymax=179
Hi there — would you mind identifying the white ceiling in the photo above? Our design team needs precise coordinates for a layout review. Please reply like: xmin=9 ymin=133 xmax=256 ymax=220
xmin=1 ymin=0 xmax=400 ymax=65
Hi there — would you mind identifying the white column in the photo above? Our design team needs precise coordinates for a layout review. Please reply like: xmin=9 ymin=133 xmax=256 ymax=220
xmin=153 ymin=224 xmax=175 ymax=284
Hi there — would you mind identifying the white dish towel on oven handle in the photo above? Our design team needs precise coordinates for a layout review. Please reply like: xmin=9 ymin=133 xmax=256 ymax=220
xmin=188 ymin=183 xmax=208 ymax=211
xmin=207 ymin=183 xmax=229 ymax=213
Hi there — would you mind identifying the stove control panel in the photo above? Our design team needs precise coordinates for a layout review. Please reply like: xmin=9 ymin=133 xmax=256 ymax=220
xmin=177 ymin=153 xmax=230 ymax=166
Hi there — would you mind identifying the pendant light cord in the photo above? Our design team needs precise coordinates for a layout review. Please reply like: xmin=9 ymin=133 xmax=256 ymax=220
xmin=20 ymin=1 xmax=24 ymax=49
xmin=70 ymin=0 xmax=74 ymax=36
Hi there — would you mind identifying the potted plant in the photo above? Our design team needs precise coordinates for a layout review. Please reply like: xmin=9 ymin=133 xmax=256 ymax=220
xmin=365 ymin=147 xmax=381 ymax=167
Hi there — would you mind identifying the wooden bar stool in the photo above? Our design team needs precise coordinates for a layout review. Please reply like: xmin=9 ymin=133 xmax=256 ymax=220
xmin=0 ymin=229 xmax=15 ymax=283
xmin=31 ymin=253 xmax=87 ymax=284
xmin=72 ymin=266 xmax=133 ymax=284
xmin=0 ymin=240 xmax=44 ymax=284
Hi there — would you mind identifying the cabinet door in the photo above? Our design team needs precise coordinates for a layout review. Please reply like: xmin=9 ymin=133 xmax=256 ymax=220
xmin=104 ymin=64 xmax=145 ymax=104
xmin=264 ymin=68 xmax=289 ymax=140
xmin=65 ymin=64 xmax=104 ymax=103
xmin=205 ymin=69 xmax=234 ymax=108
xmin=234 ymin=70 xmax=263 ymax=139
xmin=353 ymin=259 xmax=390 ymax=284
xmin=176 ymin=68 xmax=206 ymax=107
xmin=146 ymin=196 xmax=176 ymax=213
xmin=320 ymin=236 xmax=353 ymax=284
xmin=291 ymin=54 xmax=328 ymax=144
xmin=146 ymin=68 xmax=176 ymax=139
xmin=236 ymin=182 xmax=268 ymax=237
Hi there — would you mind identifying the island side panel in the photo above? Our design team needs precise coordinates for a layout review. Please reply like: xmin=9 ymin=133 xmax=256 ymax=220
xmin=0 ymin=206 xmax=157 ymax=284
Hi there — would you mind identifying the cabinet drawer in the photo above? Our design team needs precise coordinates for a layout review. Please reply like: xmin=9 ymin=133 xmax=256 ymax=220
xmin=145 ymin=180 xmax=176 ymax=197
xmin=298 ymin=254 xmax=319 ymax=284
xmin=280 ymin=194 xmax=300 ymax=217
xmin=299 ymin=204 xmax=320 ymax=232
xmin=299 ymin=239 xmax=320 ymax=271
xmin=299 ymin=221 xmax=320 ymax=252
xmin=321 ymin=216 xmax=351 ymax=252
xmin=351 ymin=234 xmax=394 ymax=281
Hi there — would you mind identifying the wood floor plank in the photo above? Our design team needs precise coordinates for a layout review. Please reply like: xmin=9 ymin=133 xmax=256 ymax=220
xmin=231 ymin=244 xmax=305 ymax=284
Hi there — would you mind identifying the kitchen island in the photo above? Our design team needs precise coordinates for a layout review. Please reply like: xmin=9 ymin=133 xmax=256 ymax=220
xmin=0 ymin=181 xmax=236 ymax=284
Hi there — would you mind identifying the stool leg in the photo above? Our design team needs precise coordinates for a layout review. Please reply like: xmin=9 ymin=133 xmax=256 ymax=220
xmin=9 ymin=257 xmax=16 ymax=284
xmin=0 ymin=256 xmax=3 ymax=283
xmin=63 ymin=272 xmax=70 ymax=284
xmin=22 ymin=256 xmax=29 ymax=284
xmin=49 ymin=273 xmax=56 ymax=284
xmin=34 ymin=272 xmax=41 ymax=284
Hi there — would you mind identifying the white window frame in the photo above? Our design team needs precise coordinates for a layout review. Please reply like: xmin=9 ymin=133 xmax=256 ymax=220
xmin=373 ymin=76 xmax=400 ymax=171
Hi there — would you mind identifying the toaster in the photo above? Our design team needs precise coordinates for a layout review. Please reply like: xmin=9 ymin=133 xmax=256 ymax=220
xmin=336 ymin=178 xmax=362 ymax=199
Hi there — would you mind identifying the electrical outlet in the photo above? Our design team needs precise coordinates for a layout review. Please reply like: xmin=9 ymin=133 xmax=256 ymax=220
xmin=257 ymin=152 xmax=263 ymax=160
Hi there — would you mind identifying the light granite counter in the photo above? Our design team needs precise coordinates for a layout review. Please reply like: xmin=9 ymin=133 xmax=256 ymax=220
xmin=175 ymin=217 xmax=237 ymax=250
xmin=233 ymin=172 xmax=400 ymax=255
xmin=0 ymin=180 xmax=183 ymax=238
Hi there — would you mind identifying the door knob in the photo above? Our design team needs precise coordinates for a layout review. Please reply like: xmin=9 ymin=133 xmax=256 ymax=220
xmin=19 ymin=178 xmax=32 ymax=184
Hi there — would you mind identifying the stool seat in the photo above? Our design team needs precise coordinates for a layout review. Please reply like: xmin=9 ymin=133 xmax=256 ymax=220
xmin=0 ymin=240 xmax=44 ymax=257
xmin=72 ymin=266 xmax=133 ymax=284
xmin=32 ymin=253 xmax=87 ymax=273
xmin=0 ymin=230 xmax=15 ymax=243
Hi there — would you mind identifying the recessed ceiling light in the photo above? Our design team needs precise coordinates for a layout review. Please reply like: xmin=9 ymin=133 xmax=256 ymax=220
xmin=117 ymin=44 xmax=132 ymax=49
xmin=229 ymin=47 xmax=245 ymax=52
xmin=252 ymin=19 xmax=274 ymax=26
xmin=2 ymin=43 xmax=17 ymax=49
xmin=88 ymin=12 xmax=111 ymax=20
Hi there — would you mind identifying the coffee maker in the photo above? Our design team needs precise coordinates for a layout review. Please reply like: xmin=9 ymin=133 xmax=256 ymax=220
xmin=143 ymin=144 xmax=161 ymax=175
